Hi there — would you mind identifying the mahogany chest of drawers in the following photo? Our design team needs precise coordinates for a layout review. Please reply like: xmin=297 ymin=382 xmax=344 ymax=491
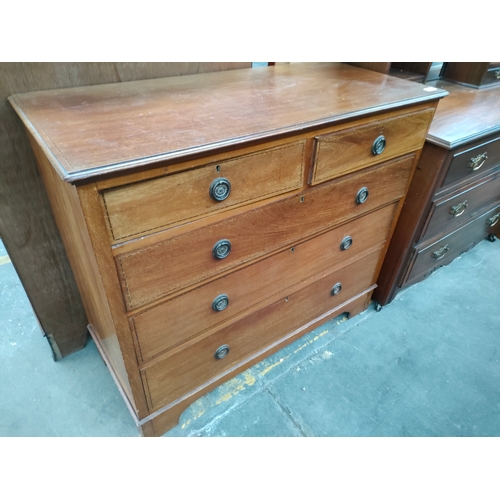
xmin=9 ymin=63 xmax=445 ymax=436
xmin=375 ymin=80 xmax=500 ymax=306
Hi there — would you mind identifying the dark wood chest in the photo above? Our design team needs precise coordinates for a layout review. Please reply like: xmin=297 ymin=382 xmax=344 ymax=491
xmin=375 ymin=80 xmax=500 ymax=306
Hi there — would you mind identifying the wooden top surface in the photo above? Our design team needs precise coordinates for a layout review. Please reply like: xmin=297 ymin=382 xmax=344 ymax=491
xmin=9 ymin=63 xmax=446 ymax=183
xmin=426 ymin=80 xmax=500 ymax=149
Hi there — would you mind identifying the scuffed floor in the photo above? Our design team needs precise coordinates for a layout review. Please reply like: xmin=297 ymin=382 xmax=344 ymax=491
xmin=1 ymin=236 xmax=499 ymax=437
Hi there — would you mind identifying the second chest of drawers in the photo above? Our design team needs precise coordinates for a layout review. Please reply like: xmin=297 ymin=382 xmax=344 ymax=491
xmin=375 ymin=80 xmax=500 ymax=305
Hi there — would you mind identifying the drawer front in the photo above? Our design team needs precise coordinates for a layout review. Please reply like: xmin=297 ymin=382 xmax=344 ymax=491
xmin=116 ymin=154 xmax=414 ymax=310
xmin=310 ymin=108 xmax=432 ymax=185
xmin=132 ymin=203 xmax=397 ymax=362
xmin=103 ymin=141 xmax=305 ymax=242
xmin=405 ymin=203 xmax=500 ymax=285
xmin=442 ymin=135 xmax=500 ymax=188
xmin=423 ymin=169 xmax=500 ymax=239
xmin=141 ymin=251 xmax=380 ymax=411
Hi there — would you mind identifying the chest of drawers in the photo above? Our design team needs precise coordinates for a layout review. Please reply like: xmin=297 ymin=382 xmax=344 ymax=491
xmin=9 ymin=63 xmax=445 ymax=436
xmin=375 ymin=81 xmax=500 ymax=306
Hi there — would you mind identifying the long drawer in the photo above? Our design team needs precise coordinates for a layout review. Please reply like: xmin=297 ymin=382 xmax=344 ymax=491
xmin=403 ymin=202 xmax=500 ymax=286
xmin=103 ymin=140 xmax=305 ymax=242
xmin=115 ymin=154 xmax=415 ymax=310
xmin=141 ymin=251 xmax=380 ymax=411
xmin=132 ymin=204 xmax=396 ymax=362
xmin=309 ymin=108 xmax=432 ymax=185
xmin=422 ymin=168 xmax=500 ymax=239
xmin=441 ymin=134 xmax=500 ymax=188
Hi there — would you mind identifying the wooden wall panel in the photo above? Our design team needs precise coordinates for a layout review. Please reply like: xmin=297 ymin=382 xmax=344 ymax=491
xmin=0 ymin=62 xmax=251 ymax=359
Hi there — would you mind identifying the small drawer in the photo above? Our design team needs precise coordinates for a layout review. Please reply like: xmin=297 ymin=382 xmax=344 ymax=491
xmin=131 ymin=204 xmax=396 ymax=362
xmin=441 ymin=134 xmax=500 ymax=188
xmin=102 ymin=141 xmax=305 ymax=242
xmin=423 ymin=169 xmax=500 ymax=239
xmin=115 ymin=154 xmax=414 ymax=310
xmin=141 ymin=252 xmax=380 ymax=411
xmin=310 ymin=108 xmax=433 ymax=185
xmin=404 ymin=203 xmax=500 ymax=286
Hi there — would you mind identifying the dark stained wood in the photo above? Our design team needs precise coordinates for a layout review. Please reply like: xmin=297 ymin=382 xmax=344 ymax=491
xmin=9 ymin=63 xmax=447 ymax=183
xmin=405 ymin=202 xmax=500 ymax=285
xmin=440 ymin=134 xmax=500 ymax=189
xmin=374 ymin=143 xmax=449 ymax=305
xmin=440 ymin=62 xmax=499 ymax=88
xmin=345 ymin=62 xmax=391 ymax=74
xmin=421 ymin=169 xmax=500 ymax=239
xmin=375 ymin=81 xmax=500 ymax=306
xmin=131 ymin=203 xmax=397 ymax=363
xmin=426 ymin=80 xmax=500 ymax=148
xmin=0 ymin=62 xmax=251 ymax=359
xmin=115 ymin=155 xmax=415 ymax=310
xmin=390 ymin=63 xmax=433 ymax=83
xmin=391 ymin=63 xmax=433 ymax=76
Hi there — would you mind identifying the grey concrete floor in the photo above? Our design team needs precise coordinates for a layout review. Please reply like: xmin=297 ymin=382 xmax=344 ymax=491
xmin=1 ymin=236 xmax=499 ymax=437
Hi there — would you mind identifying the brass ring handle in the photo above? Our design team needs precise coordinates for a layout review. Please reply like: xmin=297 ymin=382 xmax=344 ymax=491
xmin=432 ymin=244 xmax=449 ymax=260
xmin=214 ymin=344 xmax=230 ymax=360
xmin=212 ymin=239 xmax=231 ymax=260
xmin=486 ymin=212 xmax=500 ymax=227
xmin=340 ymin=236 xmax=353 ymax=251
xmin=356 ymin=187 xmax=369 ymax=204
xmin=209 ymin=177 xmax=231 ymax=201
xmin=331 ymin=282 xmax=342 ymax=296
xmin=468 ymin=152 xmax=488 ymax=171
xmin=450 ymin=200 xmax=468 ymax=217
xmin=372 ymin=135 xmax=386 ymax=155
xmin=212 ymin=294 xmax=229 ymax=312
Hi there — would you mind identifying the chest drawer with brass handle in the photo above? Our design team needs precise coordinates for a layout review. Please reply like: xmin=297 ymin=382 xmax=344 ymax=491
xmin=9 ymin=63 xmax=444 ymax=436
xmin=375 ymin=80 xmax=500 ymax=306
xmin=420 ymin=169 xmax=500 ymax=240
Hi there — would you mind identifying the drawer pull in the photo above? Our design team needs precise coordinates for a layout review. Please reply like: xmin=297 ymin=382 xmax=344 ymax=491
xmin=450 ymin=200 xmax=468 ymax=217
xmin=331 ymin=282 xmax=342 ymax=296
xmin=432 ymin=244 xmax=449 ymax=260
xmin=356 ymin=187 xmax=369 ymax=204
xmin=372 ymin=135 xmax=386 ymax=155
xmin=214 ymin=344 xmax=230 ymax=360
xmin=212 ymin=294 xmax=229 ymax=312
xmin=468 ymin=152 xmax=488 ymax=171
xmin=340 ymin=236 xmax=353 ymax=251
xmin=487 ymin=212 xmax=500 ymax=227
xmin=209 ymin=178 xmax=231 ymax=202
xmin=212 ymin=239 xmax=232 ymax=259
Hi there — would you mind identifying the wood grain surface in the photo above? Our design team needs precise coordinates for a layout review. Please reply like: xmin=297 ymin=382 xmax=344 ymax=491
xmin=142 ymin=252 xmax=381 ymax=412
xmin=405 ymin=202 xmax=500 ymax=286
xmin=421 ymin=169 xmax=500 ymax=239
xmin=441 ymin=135 xmax=500 ymax=189
xmin=131 ymin=203 xmax=397 ymax=363
xmin=0 ymin=62 xmax=250 ymax=358
xmin=426 ymin=80 xmax=500 ymax=148
xmin=310 ymin=107 xmax=433 ymax=184
xmin=115 ymin=154 xmax=415 ymax=310
xmin=103 ymin=140 xmax=305 ymax=242
xmin=9 ymin=63 xmax=447 ymax=183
